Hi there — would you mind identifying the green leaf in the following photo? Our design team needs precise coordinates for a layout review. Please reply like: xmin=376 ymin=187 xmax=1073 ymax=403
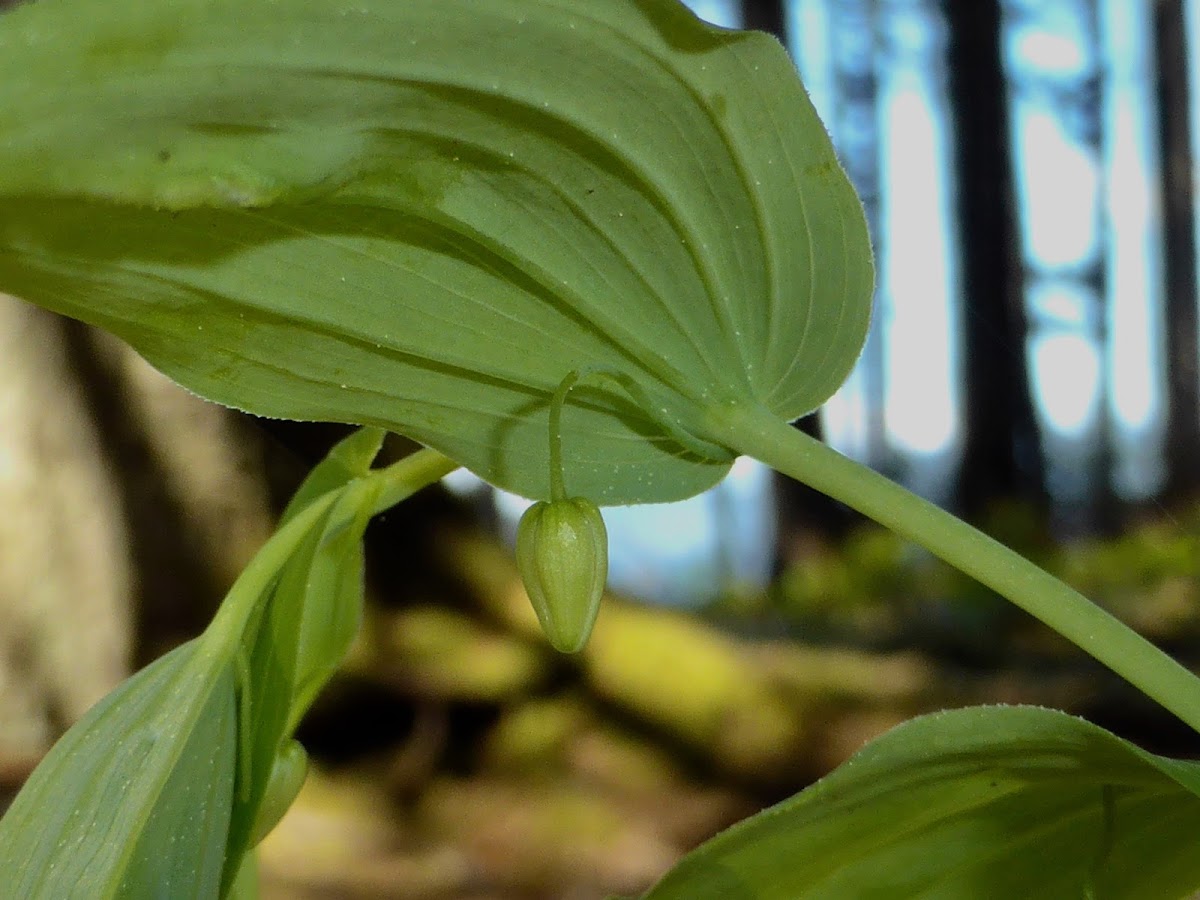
xmin=0 ymin=0 xmax=872 ymax=505
xmin=0 ymin=435 xmax=389 ymax=899
xmin=222 ymin=446 xmax=383 ymax=884
xmin=276 ymin=472 xmax=378 ymax=731
xmin=278 ymin=426 xmax=386 ymax=524
xmin=0 ymin=641 xmax=237 ymax=899
xmin=222 ymin=445 xmax=451 ymax=882
xmin=643 ymin=706 xmax=1200 ymax=900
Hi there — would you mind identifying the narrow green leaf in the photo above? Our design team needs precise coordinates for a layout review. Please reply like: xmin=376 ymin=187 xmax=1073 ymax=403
xmin=255 ymin=479 xmax=377 ymax=739
xmin=0 ymin=0 xmax=872 ymax=505
xmin=221 ymin=506 xmax=334 ymax=888
xmin=0 ymin=642 xmax=237 ymax=899
xmin=222 ymin=446 xmax=450 ymax=881
xmin=222 ymin=463 xmax=380 ymax=884
xmin=644 ymin=706 xmax=1200 ymax=900
xmin=274 ymin=427 xmax=385 ymax=733
xmin=278 ymin=426 xmax=385 ymax=524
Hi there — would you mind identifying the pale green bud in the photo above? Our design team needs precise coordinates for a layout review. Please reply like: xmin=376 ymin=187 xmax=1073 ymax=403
xmin=516 ymin=497 xmax=608 ymax=654
xmin=250 ymin=739 xmax=308 ymax=846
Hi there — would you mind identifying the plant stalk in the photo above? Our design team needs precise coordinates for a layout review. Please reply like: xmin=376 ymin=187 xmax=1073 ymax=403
xmin=209 ymin=447 xmax=458 ymax=643
xmin=371 ymin=448 xmax=460 ymax=512
xmin=706 ymin=401 xmax=1200 ymax=735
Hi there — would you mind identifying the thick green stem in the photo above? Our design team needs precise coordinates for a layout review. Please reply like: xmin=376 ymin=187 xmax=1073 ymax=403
xmin=371 ymin=448 xmax=460 ymax=512
xmin=706 ymin=401 xmax=1200 ymax=735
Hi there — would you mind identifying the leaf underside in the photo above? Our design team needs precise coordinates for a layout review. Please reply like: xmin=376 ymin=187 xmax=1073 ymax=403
xmin=0 ymin=0 xmax=873 ymax=504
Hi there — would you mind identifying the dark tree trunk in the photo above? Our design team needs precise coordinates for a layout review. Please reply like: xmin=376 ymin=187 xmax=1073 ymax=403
xmin=741 ymin=0 xmax=786 ymax=42
xmin=1085 ymin=3 xmax=1117 ymax=532
xmin=777 ymin=413 xmax=860 ymax=543
xmin=1055 ymin=0 xmax=1118 ymax=533
xmin=828 ymin=0 xmax=892 ymax=476
xmin=943 ymin=0 xmax=1048 ymax=519
xmin=1155 ymin=0 xmax=1200 ymax=501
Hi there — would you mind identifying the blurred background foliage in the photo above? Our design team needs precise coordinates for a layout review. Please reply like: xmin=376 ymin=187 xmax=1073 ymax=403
xmin=3 ymin=0 xmax=1200 ymax=897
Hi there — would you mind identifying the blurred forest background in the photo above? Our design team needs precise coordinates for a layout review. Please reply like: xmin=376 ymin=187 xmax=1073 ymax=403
xmin=2 ymin=0 xmax=1200 ymax=898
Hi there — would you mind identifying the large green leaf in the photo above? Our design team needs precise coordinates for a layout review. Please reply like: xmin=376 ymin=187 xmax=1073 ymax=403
xmin=0 ymin=642 xmax=238 ymax=899
xmin=0 ymin=0 xmax=872 ymax=504
xmin=0 ymin=436 xmax=453 ymax=898
xmin=644 ymin=706 xmax=1200 ymax=899
xmin=0 ymin=472 xmax=343 ymax=899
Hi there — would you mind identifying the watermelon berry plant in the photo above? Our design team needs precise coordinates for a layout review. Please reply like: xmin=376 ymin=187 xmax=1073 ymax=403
xmin=1 ymin=0 xmax=1200 ymax=896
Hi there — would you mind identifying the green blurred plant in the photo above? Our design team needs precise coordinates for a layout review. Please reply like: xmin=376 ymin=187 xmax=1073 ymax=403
xmin=778 ymin=502 xmax=1200 ymax=649
xmin=2 ymin=0 xmax=1200 ymax=897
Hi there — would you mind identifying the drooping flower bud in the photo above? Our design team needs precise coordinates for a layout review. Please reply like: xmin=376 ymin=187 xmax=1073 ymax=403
xmin=250 ymin=739 xmax=308 ymax=846
xmin=516 ymin=497 xmax=608 ymax=654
